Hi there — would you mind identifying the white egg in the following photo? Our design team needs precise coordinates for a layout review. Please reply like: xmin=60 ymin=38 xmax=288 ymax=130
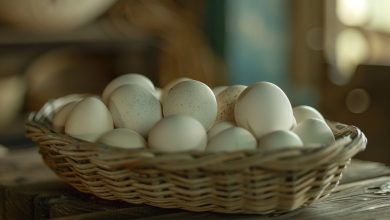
xmin=148 ymin=115 xmax=207 ymax=152
xmin=102 ymin=73 xmax=155 ymax=103
xmin=98 ymin=128 xmax=146 ymax=149
xmin=293 ymin=105 xmax=325 ymax=124
xmin=235 ymin=82 xmax=294 ymax=139
xmin=163 ymin=80 xmax=217 ymax=130
xmin=65 ymin=97 xmax=113 ymax=142
xmin=258 ymin=130 xmax=303 ymax=151
xmin=212 ymin=86 xmax=228 ymax=96
xmin=207 ymin=121 xmax=234 ymax=139
xmin=290 ymin=117 xmax=297 ymax=130
xmin=293 ymin=118 xmax=335 ymax=146
xmin=109 ymin=84 xmax=162 ymax=137
xmin=52 ymin=101 xmax=78 ymax=132
xmin=154 ymin=87 xmax=163 ymax=100
xmin=207 ymin=127 xmax=257 ymax=152
xmin=216 ymin=85 xmax=246 ymax=122
xmin=161 ymin=77 xmax=190 ymax=102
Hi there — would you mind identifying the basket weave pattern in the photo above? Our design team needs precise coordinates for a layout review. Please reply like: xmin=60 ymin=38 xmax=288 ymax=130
xmin=25 ymin=97 xmax=367 ymax=214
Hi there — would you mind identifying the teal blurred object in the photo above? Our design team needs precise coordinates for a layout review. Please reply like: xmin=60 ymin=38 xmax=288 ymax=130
xmin=226 ymin=0 xmax=289 ymax=88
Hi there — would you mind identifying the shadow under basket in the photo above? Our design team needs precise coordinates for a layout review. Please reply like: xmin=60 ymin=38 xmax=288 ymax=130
xmin=25 ymin=96 xmax=367 ymax=215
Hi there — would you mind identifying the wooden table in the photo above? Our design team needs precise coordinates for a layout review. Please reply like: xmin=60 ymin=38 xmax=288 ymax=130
xmin=1 ymin=148 xmax=390 ymax=220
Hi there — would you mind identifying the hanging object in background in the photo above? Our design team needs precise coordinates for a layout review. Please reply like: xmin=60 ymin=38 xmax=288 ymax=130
xmin=0 ymin=0 xmax=117 ymax=31
xmin=107 ymin=0 xmax=224 ymax=87
xmin=25 ymin=48 xmax=113 ymax=111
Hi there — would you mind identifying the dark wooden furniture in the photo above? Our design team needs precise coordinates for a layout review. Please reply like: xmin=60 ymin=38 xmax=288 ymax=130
xmin=1 ymin=148 xmax=390 ymax=220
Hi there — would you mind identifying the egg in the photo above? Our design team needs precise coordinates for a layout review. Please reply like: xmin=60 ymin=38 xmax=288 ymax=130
xmin=258 ymin=130 xmax=303 ymax=151
xmin=293 ymin=118 xmax=335 ymax=146
xmin=207 ymin=121 xmax=234 ymax=139
xmin=293 ymin=105 xmax=325 ymax=124
xmin=97 ymin=128 xmax=146 ymax=149
xmin=154 ymin=87 xmax=162 ymax=100
xmin=109 ymin=84 xmax=162 ymax=137
xmin=161 ymin=77 xmax=190 ymax=102
xmin=216 ymin=85 xmax=246 ymax=122
xmin=235 ymin=82 xmax=294 ymax=139
xmin=207 ymin=127 xmax=257 ymax=152
xmin=52 ymin=101 xmax=78 ymax=132
xmin=65 ymin=97 xmax=113 ymax=142
xmin=148 ymin=115 xmax=207 ymax=152
xmin=212 ymin=86 xmax=228 ymax=96
xmin=102 ymin=73 xmax=155 ymax=103
xmin=163 ymin=80 xmax=217 ymax=130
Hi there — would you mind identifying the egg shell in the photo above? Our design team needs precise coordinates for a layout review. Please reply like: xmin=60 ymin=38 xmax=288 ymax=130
xmin=102 ymin=73 xmax=155 ymax=103
xmin=154 ymin=87 xmax=162 ymax=100
xmin=293 ymin=118 xmax=335 ymax=146
xmin=207 ymin=121 xmax=234 ymax=139
xmin=207 ymin=127 xmax=257 ymax=152
xmin=258 ymin=130 xmax=303 ymax=151
xmin=234 ymin=82 xmax=294 ymax=139
xmin=216 ymin=85 xmax=246 ymax=122
xmin=148 ymin=115 xmax=207 ymax=152
xmin=163 ymin=80 xmax=217 ymax=130
xmin=109 ymin=84 xmax=162 ymax=137
xmin=293 ymin=105 xmax=325 ymax=124
xmin=161 ymin=77 xmax=190 ymax=102
xmin=98 ymin=128 xmax=146 ymax=149
xmin=212 ymin=86 xmax=228 ymax=96
xmin=65 ymin=97 xmax=113 ymax=142
xmin=52 ymin=101 xmax=78 ymax=132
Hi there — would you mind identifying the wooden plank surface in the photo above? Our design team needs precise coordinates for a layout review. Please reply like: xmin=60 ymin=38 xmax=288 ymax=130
xmin=1 ymin=147 xmax=390 ymax=220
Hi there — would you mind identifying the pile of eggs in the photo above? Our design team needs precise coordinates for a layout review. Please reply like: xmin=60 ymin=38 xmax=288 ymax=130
xmin=52 ymin=73 xmax=336 ymax=153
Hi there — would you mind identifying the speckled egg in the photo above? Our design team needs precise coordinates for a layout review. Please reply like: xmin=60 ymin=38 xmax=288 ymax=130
xmin=216 ymin=85 xmax=246 ymax=122
xmin=163 ymin=80 xmax=217 ymax=130
xmin=108 ymin=84 xmax=162 ymax=137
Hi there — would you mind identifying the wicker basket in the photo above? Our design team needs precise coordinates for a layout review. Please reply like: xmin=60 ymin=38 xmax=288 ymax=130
xmin=25 ymin=96 xmax=367 ymax=214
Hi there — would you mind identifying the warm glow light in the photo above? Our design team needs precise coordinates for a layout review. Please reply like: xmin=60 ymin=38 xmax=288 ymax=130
xmin=337 ymin=0 xmax=369 ymax=26
xmin=335 ymin=29 xmax=368 ymax=84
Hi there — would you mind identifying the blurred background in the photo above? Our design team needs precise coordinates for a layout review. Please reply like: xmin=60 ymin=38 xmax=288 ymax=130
xmin=0 ymin=0 xmax=389 ymax=164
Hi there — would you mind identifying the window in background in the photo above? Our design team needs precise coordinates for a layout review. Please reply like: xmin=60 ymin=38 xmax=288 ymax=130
xmin=326 ymin=0 xmax=390 ymax=85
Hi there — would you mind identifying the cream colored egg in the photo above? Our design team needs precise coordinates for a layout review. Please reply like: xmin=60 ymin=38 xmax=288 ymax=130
xmin=207 ymin=127 xmax=257 ymax=152
xmin=161 ymin=77 xmax=190 ymax=102
xmin=148 ymin=115 xmax=207 ymax=152
xmin=293 ymin=105 xmax=325 ymax=124
xmin=212 ymin=86 xmax=228 ymax=96
xmin=163 ymin=80 xmax=217 ymax=130
xmin=258 ymin=130 xmax=303 ymax=151
xmin=207 ymin=121 xmax=234 ymax=139
xmin=98 ymin=128 xmax=146 ymax=149
xmin=65 ymin=97 xmax=113 ymax=142
xmin=216 ymin=85 xmax=246 ymax=122
xmin=52 ymin=101 xmax=78 ymax=132
xmin=109 ymin=84 xmax=162 ymax=137
xmin=235 ymin=82 xmax=294 ymax=139
xmin=293 ymin=118 xmax=335 ymax=146
xmin=102 ymin=73 xmax=155 ymax=103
